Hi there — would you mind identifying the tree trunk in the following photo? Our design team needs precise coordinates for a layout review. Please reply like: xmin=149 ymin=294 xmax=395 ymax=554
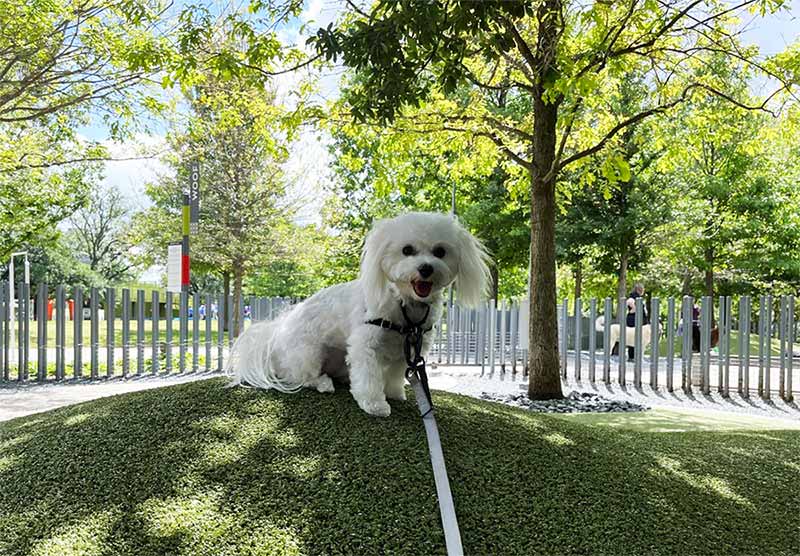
xmin=490 ymin=265 xmax=499 ymax=302
xmin=617 ymin=250 xmax=628 ymax=308
xmin=222 ymin=271 xmax=231 ymax=332
xmin=232 ymin=265 xmax=244 ymax=338
xmin=527 ymin=0 xmax=563 ymax=400
xmin=573 ymin=261 xmax=582 ymax=300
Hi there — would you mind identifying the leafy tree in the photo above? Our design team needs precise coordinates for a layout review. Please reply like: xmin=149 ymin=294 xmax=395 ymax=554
xmin=326 ymin=114 xmax=529 ymax=299
xmin=69 ymin=185 xmax=134 ymax=284
xmin=130 ymin=69 xmax=303 ymax=336
xmin=0 ymin=165 xmax=94 ymax=261
xmin=306 ymin=0 xmax=795 ymax=399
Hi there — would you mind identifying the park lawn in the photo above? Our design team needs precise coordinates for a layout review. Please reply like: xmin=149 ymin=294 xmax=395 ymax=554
xmin=1 ymin=380 xmax=798 ymax=556
xmin=551 ymin=408 xmax=800 ymax=433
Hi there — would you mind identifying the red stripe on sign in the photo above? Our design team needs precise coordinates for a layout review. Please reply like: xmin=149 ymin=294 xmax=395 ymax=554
xmin=182 ymin=255 xmax=190 ymax=285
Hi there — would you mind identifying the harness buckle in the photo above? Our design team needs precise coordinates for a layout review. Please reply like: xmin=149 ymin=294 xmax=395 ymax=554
xmin=380 ymin=320 xmax=391 ymax=330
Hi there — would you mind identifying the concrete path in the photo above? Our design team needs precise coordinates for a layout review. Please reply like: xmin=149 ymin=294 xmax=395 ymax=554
xmin=0 ymin=372 xmax=225 ymax=422
xmin=2 ymin=364 xmax=799 ymax=427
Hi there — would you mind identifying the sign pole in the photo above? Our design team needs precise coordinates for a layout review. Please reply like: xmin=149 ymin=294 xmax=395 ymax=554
xmin=182 ymin=194 xmax=190 ymax=292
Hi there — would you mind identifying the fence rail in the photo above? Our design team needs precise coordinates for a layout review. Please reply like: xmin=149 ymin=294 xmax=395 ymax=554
xmin=2 ymin=283 xmax=797 ymax=402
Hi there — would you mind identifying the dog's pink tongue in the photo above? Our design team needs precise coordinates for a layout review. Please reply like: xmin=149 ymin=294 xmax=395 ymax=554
xmin=413 ymin=281 xmax=432 ymax=297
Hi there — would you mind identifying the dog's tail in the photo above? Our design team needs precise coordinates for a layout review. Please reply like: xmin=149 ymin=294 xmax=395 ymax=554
xmin=595 ymin=315 xmax=606 ymax=332
xmin=227 ymin=317 xmax=304 ymax=393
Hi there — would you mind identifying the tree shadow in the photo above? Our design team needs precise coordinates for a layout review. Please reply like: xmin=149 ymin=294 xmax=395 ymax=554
xmin=0 ymin=379 xmax=798 ymax=555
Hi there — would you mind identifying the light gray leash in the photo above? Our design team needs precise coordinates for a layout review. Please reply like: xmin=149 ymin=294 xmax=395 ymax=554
xmin=406 ymin=371 xmax=464 ymax=556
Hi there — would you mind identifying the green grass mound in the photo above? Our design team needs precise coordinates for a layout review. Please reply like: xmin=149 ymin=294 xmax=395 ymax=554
xmin=1 ymin=379 xmax=798 ymax=556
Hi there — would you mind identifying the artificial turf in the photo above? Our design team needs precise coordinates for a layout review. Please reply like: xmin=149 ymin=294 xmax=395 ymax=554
xmin=0 ymin=379 xmax=798 ymax=556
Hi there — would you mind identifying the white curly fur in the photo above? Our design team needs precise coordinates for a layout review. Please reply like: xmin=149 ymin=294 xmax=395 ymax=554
xmin=228 ymin=212 xmax=491 ymax=416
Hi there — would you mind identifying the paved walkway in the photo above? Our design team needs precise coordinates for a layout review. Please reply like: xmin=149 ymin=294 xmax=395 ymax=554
xmin=1 ymin=365 xmax=799 ymax=426
xmin=0 ymin=372 xmax=225 ymax=422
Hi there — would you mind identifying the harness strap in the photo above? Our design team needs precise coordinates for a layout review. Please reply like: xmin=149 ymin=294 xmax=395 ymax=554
xmin=365 ymin=317 xmax=432 ymax=335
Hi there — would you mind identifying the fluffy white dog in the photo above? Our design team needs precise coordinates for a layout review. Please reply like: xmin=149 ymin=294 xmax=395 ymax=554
xmin=228 ymin=212 xmax=491 ymax=416
xmin=594 ymin=314 xmax=653 ymax=355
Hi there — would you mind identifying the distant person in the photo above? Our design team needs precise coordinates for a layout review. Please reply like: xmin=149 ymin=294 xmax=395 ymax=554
xmin=199 ymin=304 xmax=206 ymax=320
xmin=626 ymin=283 xmax=649 ymax=360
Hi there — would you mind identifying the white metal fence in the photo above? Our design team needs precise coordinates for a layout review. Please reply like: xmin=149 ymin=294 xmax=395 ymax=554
xmin=1 ymin=283 xmax=797 ymax=402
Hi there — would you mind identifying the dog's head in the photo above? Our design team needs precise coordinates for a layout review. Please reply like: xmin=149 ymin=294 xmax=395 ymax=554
xmin=360 ymin=212 xmax=491 ymax=309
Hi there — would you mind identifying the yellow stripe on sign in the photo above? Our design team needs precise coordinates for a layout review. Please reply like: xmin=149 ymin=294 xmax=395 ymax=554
xmin=182 ymin=204 xmax=190 ymax=236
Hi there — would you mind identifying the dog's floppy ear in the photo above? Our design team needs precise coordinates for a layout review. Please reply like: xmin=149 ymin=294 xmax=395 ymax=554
xmin=359 ymin=218 xmax=389 ymax=310
xmin=455 ymin=220 xmax=492 ymax=307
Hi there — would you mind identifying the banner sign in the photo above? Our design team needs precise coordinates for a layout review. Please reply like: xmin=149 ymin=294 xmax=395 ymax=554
xmin=188 ymin=160 xmax=200 ymax=234
xmin=167 ymin=243 xmax=183 ymax=293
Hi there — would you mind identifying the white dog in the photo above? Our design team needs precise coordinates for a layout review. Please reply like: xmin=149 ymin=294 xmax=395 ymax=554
xmin=228 ymin=212 xmax=491 ymax=416
xmin=594 ymin=313 xmax=653 ymax=356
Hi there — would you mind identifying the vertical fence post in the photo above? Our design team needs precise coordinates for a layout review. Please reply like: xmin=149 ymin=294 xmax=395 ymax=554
xmin=666 ymin=297 xmax=675 ymax=392
xmin=700 ymin=295 xmax=714 ymax=394
xmin=477 ymin=302 xmax=485 ymax=374
xmin=1 ymin=282 xmax=8 ymax=382
xmin=193 ymin=291 xmax=200 ymax=372
xmin=89 ymin=287 xmax=99 ymax=379
xmin=681 ymin=296 xmax=692 ymax=393
xmin=122 ymin=288 xmax=130 ymax=377
xmin=0 ymin=282 xmax=4 ymax=382
xmin=787 ymin=295 xmax=794 ymax=402
xmin=499 ymin=301 xmax=507 ymax=371
xmin=650 ymin=297 xmax=659 ymax=389
xmin=618 ymin=297 xmax=626 ymax=386
xmin=136 ymin=289 xmax=145 ymax=375
xmin=152 ymin=290 xmax=160 ymax=375
xmin=227 ymin=294 xmax=234 ymax=348
xmin=589 ymin=298 xmax=596 ymax=383
xmin=560 ymin=299 xmax=568 ymax=379
xmin=574 ymin=297 xmax=582 ymax=381
xmin=37 ymin=283 xmax=48 ymax=382
xmin=634 ymin=297 xmax=643 ymax=389
xmin=55 ymin=285 xmax=65 ymax=380
xmin=73 ymin=285 xmax=83 ymax=380
xmin=205 ymin=294 xmax=213 ymax=372
xmin=719 ymin=296 xmax=727 ymax=394
xmin=763 ymin=295 xmax=772 ymax=399
xmin=603 ymin=297 xmax=611 ymax=384
xmin=446 ymin=296 xmax=453 ymax=365
xmin=722 ymin=296 xmax=732 ymax=397
xmin=780 ymin=295 xmax=787 ymax=401
xmin=217 ymin=293 xmax=225 ymax=371
xmin=106 ymin=287 xmax=115 ymax=377
xmin=179 ymin=290 xmax=188 ymax=373
xmin=165 ymin=292 xmax=173 ymax=373
xmin=488 ymin=299 xmax=497 ymax=375
xmin=24 ymin=282 xmax=30 ymax=381
xmin=436 ymin=301 xmax=444 ymax=364
xmin=739 ymin=296 xmax=750 ymax=397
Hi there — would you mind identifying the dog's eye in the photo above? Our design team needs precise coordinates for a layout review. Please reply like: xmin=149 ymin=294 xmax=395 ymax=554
xmin=402 ymin=245 xmax=415 ymax=256
xmin=432 ymin=246 xmax=446 ymax=258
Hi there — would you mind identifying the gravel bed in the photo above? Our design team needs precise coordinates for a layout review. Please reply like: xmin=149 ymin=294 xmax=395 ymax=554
xmin=479 ymin=390 xmax=650 ymax=414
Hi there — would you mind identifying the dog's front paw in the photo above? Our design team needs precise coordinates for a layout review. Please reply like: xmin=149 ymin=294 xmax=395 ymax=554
xmin=315 ymin=375 xmax=335 ymax=393
xmin=356 ymin=398 xmax=391 ymax=417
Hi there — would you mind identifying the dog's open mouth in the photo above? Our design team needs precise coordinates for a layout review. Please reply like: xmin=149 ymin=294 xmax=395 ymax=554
xmin=412 ymin=280 xmax=433 ymax=298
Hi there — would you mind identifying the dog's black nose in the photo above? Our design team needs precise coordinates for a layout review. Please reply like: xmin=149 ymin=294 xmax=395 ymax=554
xmin=418 ymin=264 xmax=434 ymax=278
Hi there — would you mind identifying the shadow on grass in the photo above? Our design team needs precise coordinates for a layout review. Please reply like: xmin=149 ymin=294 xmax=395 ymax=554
xmin=0 ymin=379 xmax=798 ymax=555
